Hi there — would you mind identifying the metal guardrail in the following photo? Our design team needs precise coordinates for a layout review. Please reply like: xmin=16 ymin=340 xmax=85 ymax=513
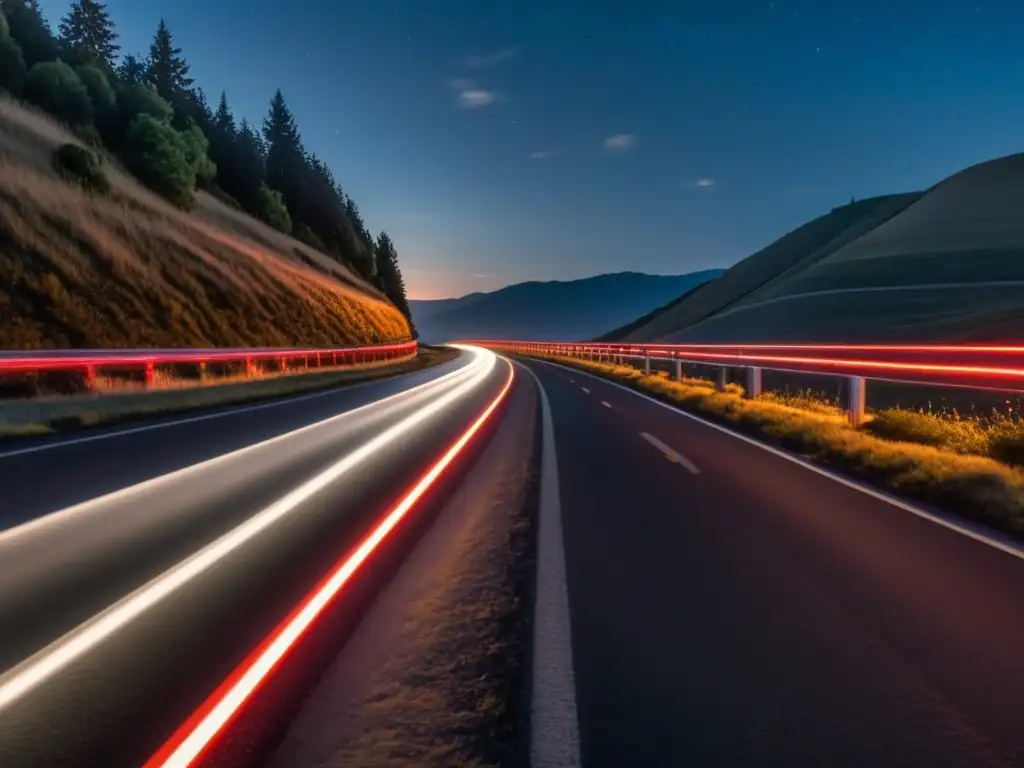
xmin=0 ymin=341 xmax=418 ymax=389
xmin=470 ymin=340 xmax=1024 ymax=426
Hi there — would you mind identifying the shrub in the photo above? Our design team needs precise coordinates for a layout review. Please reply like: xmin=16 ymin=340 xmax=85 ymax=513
xmin=117 ymin=83 xmax=173 ymax=123
xmin=0 ymin=36 xmax=25 ymax=96
xmin=259 ymin=184 xmax=292 ymax=233
xmin=75 ymin=64 xmax=116 ymax=113
xmin=22 ymin=60 xmax=93 ymax=126
xmin=178 ymin=118 xmax=216 ymax=186
xmin=124 ymin=113 xmax=195 ymax=206
xmin=863 ymin=408 xmax=989 ymax=455
xmin=52 ymin=143 xmax=110 ymax=194
xmin=0 ymin=9 xmax=8 ymax=40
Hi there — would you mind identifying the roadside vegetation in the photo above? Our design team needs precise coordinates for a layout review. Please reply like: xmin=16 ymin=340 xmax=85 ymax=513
xmin=529 ymin=354 xmax=1024 ymax=537
xmin=0 ymin=0 xmax=415 ymax=348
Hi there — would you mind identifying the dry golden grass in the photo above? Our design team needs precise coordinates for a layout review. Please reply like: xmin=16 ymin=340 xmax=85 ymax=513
xmin=531 ymin=354 xmax=1024 ymax=536
xmin=0 ymin=96 xmax=409 ymax=349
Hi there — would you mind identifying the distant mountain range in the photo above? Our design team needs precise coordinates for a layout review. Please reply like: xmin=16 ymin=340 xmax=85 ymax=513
xmin=409 ymin=270 xmax=724 ymax=343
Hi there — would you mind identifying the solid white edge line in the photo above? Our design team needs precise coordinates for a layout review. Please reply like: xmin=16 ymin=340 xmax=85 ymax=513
xmin=526 ymin=357 xmax=1024 ymax=563
xmin=0 ymin=348 xmax=498 ymax=712
xmin=517 ymin=361 xmax=581 ymax=768
xmin=0 ymin=352 xmax=464 ymax=460
xmin=0 ymin=356 xmax=480 ymax=546
xmin=640 ymin=432 xmax=700 ymax=474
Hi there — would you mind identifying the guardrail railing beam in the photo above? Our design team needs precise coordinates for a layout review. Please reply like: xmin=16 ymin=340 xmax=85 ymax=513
xmin=467 ymin=340 xmax=1024 ymax=420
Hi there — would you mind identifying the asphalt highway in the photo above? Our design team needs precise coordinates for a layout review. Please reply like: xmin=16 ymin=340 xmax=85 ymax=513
xmin=0 ymin=346 xmax=512 ymax=767
xmin=522 ymin=357 xmax=1024 ymax=767
xmin=4 ymin=347 xmax=1024 ymax=768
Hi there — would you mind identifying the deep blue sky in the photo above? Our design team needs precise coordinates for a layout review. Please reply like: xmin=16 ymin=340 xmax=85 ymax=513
xmin=39 ymin=1 xmax=1024 ymax=298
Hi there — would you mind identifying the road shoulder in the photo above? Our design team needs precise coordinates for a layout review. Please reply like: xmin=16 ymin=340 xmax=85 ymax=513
xmin=269 ymin=364 xmax=539 ymax=768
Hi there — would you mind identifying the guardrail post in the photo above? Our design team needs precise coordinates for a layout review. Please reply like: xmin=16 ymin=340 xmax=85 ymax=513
xmin=644 ymin=353 xmax=651 ymax=376
xmin=143 ymin=363 xmax=156 ymax=388
xmin=746 ymin=367 xmax=762 ymax=398
xmin=83 ymin=365 xmax=97 ymax=391
xmin=847 ymin=376 xmax=866 ymax=427
xmin=674 ymin=359 xmax=682 ymax=381
xmin=716 ymin=367 xmax=727 ymax=393
xmin=245 ymin=358 xmax=256 ymax=377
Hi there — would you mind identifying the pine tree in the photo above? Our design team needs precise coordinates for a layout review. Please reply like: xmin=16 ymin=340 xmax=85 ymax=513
xmin=116 ymin=53 xmax=146 ymax=85
xmin=262 ymin=89 xmax=304 ymax=194
xmin=146 ymin=18 xmax=192 ymax=101
xmin=214 ymin=91 xmax=234 ymax=134
xmin=374 ymin=231 xmax=414 ymax=332
xmin=216 ymin=118 xmax=265 ymax=213
xmin=58 ymin=0 xmax=118 ymax=69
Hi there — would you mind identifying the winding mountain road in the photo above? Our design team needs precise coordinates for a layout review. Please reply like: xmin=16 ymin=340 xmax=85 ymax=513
xmin=2 ymin=348 xmax=1024 ymax=767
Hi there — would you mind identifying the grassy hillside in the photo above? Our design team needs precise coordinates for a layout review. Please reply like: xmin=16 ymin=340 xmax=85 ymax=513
xmin=411 ymin=270 xmax=723 ymax=343
xmin=0 ymin=98 xmax=410 ymax=348
xmin=662 ymin=153 xmax=1024 ymax=343
xmin=617 ymin=193 xmax=921 ymax=341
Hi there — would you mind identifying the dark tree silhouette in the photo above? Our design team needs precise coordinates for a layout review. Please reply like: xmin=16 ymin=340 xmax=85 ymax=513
xmin=374 ymin=231 xmax=414 ymax=332
xmin=146 ymin=19 xmax=192 ymax=102
xmin=1 ymin=0 xmax=59 ymax=67
xmin=116 ymin=52 xmax=146 ymax=85
xmin=58 ymin=0 xmax=118 ymax=70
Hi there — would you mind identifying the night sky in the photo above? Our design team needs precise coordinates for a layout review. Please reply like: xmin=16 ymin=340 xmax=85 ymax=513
xmin=37 ymin=1 xmax=1024 ymax=298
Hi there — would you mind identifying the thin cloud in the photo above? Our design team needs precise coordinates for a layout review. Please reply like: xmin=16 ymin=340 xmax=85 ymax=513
xmin=473 ymin=273 xmax=490 ymax=278
xmin=465 ymin=47 xmax=520 ymax=68
xmin=695 ymin=178 xmax=715 ymax=187
xmin=448 ymin=78 xmax=503 ymax=109
xmin=602 ymin=133 xmax=635 ymax=151
xmin=459 ymin=89 xmax=500 ymax=108
xmin=531 ymin=150 xmax=560 ymax=160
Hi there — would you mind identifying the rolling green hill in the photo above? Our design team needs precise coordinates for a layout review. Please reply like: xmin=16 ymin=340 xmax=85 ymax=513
xmin=613 ymin=152 xmax=1024 ymax=343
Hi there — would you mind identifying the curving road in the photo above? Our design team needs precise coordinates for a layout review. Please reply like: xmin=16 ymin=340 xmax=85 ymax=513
xmin=0 ymin=346 xmax=513 ymax=767
xmin=4 ymin=347 xmax=1024 ymax=767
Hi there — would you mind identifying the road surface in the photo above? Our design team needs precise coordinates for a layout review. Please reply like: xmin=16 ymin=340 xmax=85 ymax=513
xmin=522 ymin=357 xmax=1024 ymax=767
xmin=0 ymin=346 xmax=513 ymax=767
xmin=4 ymin=346 xmax=1024 ymax=767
